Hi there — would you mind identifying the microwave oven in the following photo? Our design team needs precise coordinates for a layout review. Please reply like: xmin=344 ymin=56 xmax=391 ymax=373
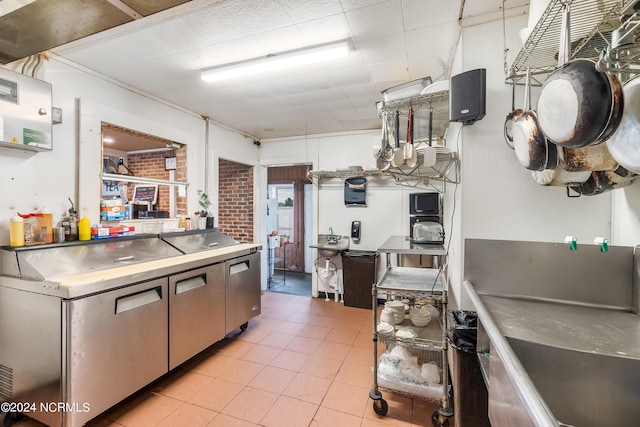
xmin=409 ymin=192 xmax=440 ymax=216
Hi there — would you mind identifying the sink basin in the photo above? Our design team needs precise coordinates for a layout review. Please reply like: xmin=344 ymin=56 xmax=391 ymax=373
xmin=507 ymin=336 xmax=640 ymax=427
xmin=310 ymin=234 xmax=349 ymax=258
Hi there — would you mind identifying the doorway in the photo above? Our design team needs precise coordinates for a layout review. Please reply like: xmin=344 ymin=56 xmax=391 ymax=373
xmin=267 ymin=165 xmax=312 ymax=296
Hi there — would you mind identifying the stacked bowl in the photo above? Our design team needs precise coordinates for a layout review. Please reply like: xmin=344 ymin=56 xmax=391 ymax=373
xmin=409 ymin=307 xmax=432 ymax=327
xmin=384 ymin=300 xmax=406 ymax=324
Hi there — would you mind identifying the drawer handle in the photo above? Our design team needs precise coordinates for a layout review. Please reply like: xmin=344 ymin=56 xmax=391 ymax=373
xmin=115 ymin=255 xmax=135 ymax=263
xmin=115 ymin=286 xmax=162 ymax=314
xmin=207 ymin=242 xmax=219 ymax=247
xmin=175 ymin=275 xmax=206 ymax=294
xmin=229 ymin=261 xmax=249 ymax=275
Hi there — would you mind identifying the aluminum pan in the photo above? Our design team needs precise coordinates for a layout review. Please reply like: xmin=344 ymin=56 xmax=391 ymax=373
xmin=1 ymin=236 xmax=182 ymax=281
xmin=160 ymin=228 xmax=238 ymax=254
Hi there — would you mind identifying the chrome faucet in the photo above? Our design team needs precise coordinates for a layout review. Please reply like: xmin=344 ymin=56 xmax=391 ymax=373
xmin=329 ymin=227 xmax=334 ymax=236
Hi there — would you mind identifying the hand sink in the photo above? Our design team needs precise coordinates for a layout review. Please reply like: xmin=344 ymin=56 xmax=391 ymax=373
xmin=310 ymin=234 xmax=349 ymax=258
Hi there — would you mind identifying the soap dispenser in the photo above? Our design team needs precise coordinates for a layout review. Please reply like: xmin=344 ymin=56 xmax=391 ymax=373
xmin=351 ymin=221 xmax=361 ymax=244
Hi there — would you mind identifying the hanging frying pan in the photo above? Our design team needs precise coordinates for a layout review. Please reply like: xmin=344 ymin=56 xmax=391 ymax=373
xmin=512 ymin=67 xmax=550 ymax=171
xmin=576 ymin=166 xmax=638 ymax=196
xmin=532 ymin=148 xmax=590 ymax=187
xmin=536 ymin=3 xmax=623 ymax=148
xmin=562 ymin=142 xmax=618 ymax=172
xmin=606 ymin=75 xmax=640 ymax=174
xmin=504 ymin=79 xmax=523 ymax=149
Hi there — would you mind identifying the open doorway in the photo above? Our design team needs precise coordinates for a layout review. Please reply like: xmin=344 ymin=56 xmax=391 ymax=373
xmin=267 ymin=165 xmax=312 ymax=297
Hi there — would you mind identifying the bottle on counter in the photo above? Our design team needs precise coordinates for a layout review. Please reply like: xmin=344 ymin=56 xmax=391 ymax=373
xmin=78 ymin=215 xmax=91 ymax=241
xmin=9 ymin=214 xmax=24 ymax=247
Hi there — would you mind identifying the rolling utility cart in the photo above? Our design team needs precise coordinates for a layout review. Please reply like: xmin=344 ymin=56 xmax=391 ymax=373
xmin=370 ymin=236 xmax=452 ymax=427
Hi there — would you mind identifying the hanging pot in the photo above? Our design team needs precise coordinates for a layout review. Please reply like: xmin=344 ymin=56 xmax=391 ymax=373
xmin=531 ymin=144 xmax=590 ymax=186
xmin=504 ymin=79 xmax=523 ymax=149
xmin=606 ymin=75 xmax=640 ymax=174
xmin=575 ymin=166 xmax=638 ymax=196
xmin=513 ymin=67 xmax=550 ymax=171
xmin=562 ymin=142 xmax=618 ymax=172
xmin=536 ymin=3 xmax=623 ymax=148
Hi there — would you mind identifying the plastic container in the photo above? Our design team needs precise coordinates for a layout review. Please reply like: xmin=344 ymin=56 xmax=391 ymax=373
xmin=78 ymin=215 xmax=91 ymax=241
xmin=40 ymin=208 xmax=53 ymax=243
xmin=9 ymin=215 xmax=24 ymax=247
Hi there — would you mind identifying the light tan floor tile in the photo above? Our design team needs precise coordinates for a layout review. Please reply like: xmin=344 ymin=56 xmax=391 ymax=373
xmin=259 ymin=331 xmax=297 ymax=349
xmin=277 ymin=320 xmax=308 ymax=335
xmin=248 ymin=365 xmax=297 ymax=394
xmin=156 ymin=402 xmax=217 ymax=427
xmin=335 ymin=361 xmax=374 ymax=388
xmin=286 ymin=336 xmax=323 ymax=354
xmin=213 ymin=339 xmax=255 ymax=358
xmin=298 ymin=324 xmax=331 ymax=340
xmin=325 ymin=328 xmax=359 ymax=345
xmin=300 ymin=354 xmax=343 ymax=380
xmin=187 ymin=378 xmax=245 ymax=412
xmin=310 ymin=407 xmax=363 ymax=427
xmin=220 ymin=387 xmax=279 ymax=423
xmin=310 ymin=314 xmax=340 ymax=328
xmin=269 ymin=349 xmax=310 ymax=372
xmin=216 ymin=359 xmax=265 ymax=386
xmin=113 ymin=392 xmax=182 ymax=427
xmin=152 ymin=370 xmax=212 ymax=401
xmin=239 ymin=343 xmax=282 ymax=365
xmin=247 ymin=316 xmax=284 ymax=331
xmin=346 ymin=344 xmax=375 ymax=366
xmin=286 ymin=311 xmax=317 ymax=324
xmin=412 ymin=399 xmax=451 ymax=427
xmin=363 ymin=392 xmax=413 ymax=426
xmin=353 ymin=331 xmax=374 ymax=348
xmin=260 ymin=306 xmax=299 ymax=321
xmin=320 ymin=381 xmax=370 ymax=417
xmin=259 ymin=395 xmax=318 ymax=427
xmin=234 ymin=326 xmax=272 ymax=343
xmin=283 ymin=372 xmax=332 ymax=405
xmin=186 ymin=353 xmax=237 ymax=378
xmin=207 ymin=413 xmax=259 ymax=426
xmin=313 ymin=340 xmax=351 ymax=361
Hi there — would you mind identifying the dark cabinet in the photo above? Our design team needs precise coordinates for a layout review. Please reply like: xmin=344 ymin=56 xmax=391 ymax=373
xmin=342 ymin=251 xmax=378 ymax=309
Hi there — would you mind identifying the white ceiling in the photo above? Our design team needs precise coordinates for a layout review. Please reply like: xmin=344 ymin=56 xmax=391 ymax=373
xmin=51 ymin=0 xmax=529 ymax=140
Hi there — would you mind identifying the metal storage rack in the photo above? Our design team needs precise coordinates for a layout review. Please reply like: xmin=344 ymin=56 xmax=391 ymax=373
xmin=370 ymin=236 xmax=452 ymax=427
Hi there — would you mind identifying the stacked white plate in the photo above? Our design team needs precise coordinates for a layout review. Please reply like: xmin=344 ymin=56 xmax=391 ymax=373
xmin=376 ymin=321 xmax=395 ymax=338
xmin=409 ymin=307 xmax=432 ymax=327
xmin=385 ymin=300 xmax=406 ymax=324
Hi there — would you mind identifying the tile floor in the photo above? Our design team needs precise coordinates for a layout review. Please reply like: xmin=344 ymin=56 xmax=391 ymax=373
xmin=14 ymin=292 xmax=453 ymax=427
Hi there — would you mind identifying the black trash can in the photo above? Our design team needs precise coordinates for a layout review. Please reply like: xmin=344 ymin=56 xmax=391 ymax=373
xmin=341 ymin=250 xmax=378 ymax=309
xmin=447 ymin=310 xmax=490 ymax=427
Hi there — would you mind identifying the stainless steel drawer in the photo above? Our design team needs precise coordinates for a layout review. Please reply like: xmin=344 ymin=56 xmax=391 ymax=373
xmin=64 ymin=277 xmax=169 ymax=427
xmin=169 ymin=263 xmax=225 ymax=369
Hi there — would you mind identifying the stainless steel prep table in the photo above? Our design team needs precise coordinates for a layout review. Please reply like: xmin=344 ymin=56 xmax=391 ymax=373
xmin=378 ymin=235 xmax=446 ymax=268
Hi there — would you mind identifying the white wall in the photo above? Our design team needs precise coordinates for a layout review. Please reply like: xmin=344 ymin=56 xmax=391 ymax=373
xmin=0 ymin=56 xmax=265 ymax=284
xmin=261 ymin=13 xmax=640 ymax=306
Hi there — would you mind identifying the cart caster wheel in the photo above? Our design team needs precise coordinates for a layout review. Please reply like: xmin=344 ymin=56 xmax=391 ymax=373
xmin=240 ymin=322 xmax=249 ymax=332
xmin=431 ymin=410 xmax=450 ymax=427
xmin=372 ymin=398 xmax=388 ymax=416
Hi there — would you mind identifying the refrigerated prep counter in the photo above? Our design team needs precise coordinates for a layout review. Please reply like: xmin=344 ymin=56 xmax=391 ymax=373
xmin=0 ymin=229 xmax=261 ymax=427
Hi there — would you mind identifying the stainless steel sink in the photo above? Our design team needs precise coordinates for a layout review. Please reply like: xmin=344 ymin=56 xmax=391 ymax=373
xmin=310 ymin=234 xmax=349 ymax=258
xmin=507 ymin=336 xmax=640 ymax=427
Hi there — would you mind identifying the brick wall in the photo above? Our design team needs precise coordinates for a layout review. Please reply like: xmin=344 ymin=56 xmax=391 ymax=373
xmin=218 ymin=159 xmax=253 ymax=243
xmin=126 ymin=147 xmax=187 ymax=214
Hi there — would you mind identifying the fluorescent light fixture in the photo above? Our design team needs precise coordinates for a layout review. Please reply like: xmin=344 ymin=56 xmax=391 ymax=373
xmin=201 ymin=40 xmax=351 ymax=83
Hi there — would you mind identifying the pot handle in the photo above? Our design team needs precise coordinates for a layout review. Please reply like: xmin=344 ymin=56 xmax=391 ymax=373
xmin=558 ymin=2 xmax=571 ymax=67
xmin=524 ymin=67 xmax=531 ymax=111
